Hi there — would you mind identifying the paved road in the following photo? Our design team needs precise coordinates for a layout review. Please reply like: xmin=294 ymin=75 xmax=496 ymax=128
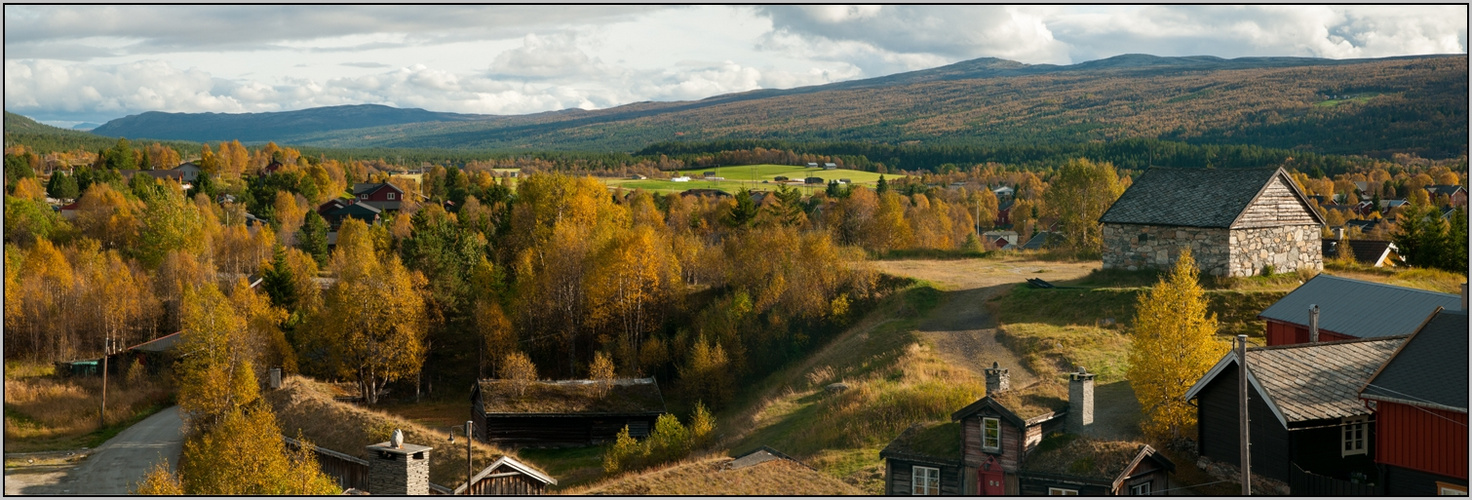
xmin=8 ymin=406 xmax=184 ymax=495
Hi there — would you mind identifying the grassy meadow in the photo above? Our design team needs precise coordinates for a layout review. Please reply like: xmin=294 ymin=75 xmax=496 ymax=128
xmin=3 ymin=361 xmax=175 ymax=453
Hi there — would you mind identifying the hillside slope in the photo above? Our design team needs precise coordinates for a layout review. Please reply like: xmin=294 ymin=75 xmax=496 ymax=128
xmin=72 ymin=54 xmax=1468 ymax=158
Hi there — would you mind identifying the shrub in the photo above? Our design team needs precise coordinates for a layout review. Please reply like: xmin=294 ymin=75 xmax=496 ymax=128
xmin=500 ymin=351 xmax=536 ymax=397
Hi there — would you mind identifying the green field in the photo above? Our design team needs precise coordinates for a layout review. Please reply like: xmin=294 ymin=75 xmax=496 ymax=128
xmin=604 ymin=164 xmax=887 ymax=194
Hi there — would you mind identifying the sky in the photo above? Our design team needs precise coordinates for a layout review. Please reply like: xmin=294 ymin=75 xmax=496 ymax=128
xmin=5 ymin=5 xmax=1467 ymax=128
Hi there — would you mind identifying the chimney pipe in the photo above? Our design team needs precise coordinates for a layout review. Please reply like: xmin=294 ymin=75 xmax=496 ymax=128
xmin=1462 ymin=283 xmax=1467 ymax=311
xmin=1333 ymin=226 xmax=1345 ymax=241
xmin=1068 ymin=366 xmax=1095 ymax=436
xmin=1308 ymin=304 xmax=1320 ymax=343
xmin=984 ymin=362 xmax=1010 ymax=396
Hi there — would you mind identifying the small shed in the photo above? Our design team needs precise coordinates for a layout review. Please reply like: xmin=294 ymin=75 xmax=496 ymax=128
xmin=471 ymin=378 xmax=666 ymax=446
xmin=880 ymin=421 xmax=965 ymax=495
xmin=437 ymin=456 xmax=557 ymax=495
xmin=1018 ymin=437 xmax=1175 ymax=495
xmin=823 ymin=163 xmax=837 ymax=170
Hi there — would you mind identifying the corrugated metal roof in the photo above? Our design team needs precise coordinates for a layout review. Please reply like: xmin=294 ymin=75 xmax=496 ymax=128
xmin=1258 ymin=274 xmax=1461 ymax=339
xmin=1360 ymin=309 xmax=1468 ymax=412
xmin=1247 ymin=337 xmax=1404 ymax=422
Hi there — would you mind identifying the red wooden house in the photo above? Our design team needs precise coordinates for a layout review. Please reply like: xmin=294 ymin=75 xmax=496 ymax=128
xmin=1359 ymin=307 xmax=1468 ymax=496
xmin=353 ymin=182 xmax=404 ymax=212
xmin=1257 ymin=274 xmax=1461 ymax=346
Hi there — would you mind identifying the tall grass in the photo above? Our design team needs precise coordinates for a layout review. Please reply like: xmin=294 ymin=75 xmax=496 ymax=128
xmin=4 ymin=363 xmax=174 ymax=448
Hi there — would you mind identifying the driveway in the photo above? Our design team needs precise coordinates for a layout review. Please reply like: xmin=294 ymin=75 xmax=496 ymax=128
xmin=5 ymin=406 xmax=184 ymax=495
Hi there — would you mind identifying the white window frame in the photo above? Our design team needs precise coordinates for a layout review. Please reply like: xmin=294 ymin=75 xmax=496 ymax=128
xmin=1342 ymin=416 xmax=1368 ymax=456
xmin=982 ymin=417 xmax=1001 ymax=451
xmin=1048 ymin=487 xmax=1079 ymax=495
xmin=387 ymin=192 xmax=395 ymax=200
xmin=1129 ymin=481 xmax=1151 ymax=496
xmin=1437 ymin=481 xmax=1468 ymax=496
xmin=911 ymin=466 xmax=940 ymax=495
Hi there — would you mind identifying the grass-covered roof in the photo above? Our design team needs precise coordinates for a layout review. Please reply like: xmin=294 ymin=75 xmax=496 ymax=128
xmin=475 ymin=378 xmax=666 ymax=415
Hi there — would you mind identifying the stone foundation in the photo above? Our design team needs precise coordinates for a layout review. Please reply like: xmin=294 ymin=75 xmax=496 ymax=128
xmin=1102 ymin=223 xmax=1322 ymax=277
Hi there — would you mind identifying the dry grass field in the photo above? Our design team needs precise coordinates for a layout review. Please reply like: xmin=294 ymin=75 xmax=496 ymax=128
xmin=3 ymin=362 xmax=174 ymax=453
xmin=570 ymin=455 xmax=862 ymax=495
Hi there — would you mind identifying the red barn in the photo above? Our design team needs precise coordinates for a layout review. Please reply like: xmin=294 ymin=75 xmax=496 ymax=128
xmin=1359 ymin=307 xmax=1468 ymax=496
xmin=1257 ymin=274 xmax=1461 ymax=346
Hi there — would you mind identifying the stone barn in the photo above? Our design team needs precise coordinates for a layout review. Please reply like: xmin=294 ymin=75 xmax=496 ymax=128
xmin=1098 ymin=167 xmax=1323 ymax=277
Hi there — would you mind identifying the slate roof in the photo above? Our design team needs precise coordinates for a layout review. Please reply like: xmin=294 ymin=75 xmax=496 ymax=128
xmin=1244 ymin=337 xmax=1403 ymax=423
xmin=1021 ymin=437 xmax=1173 ymax=484
xmin=1360 ymin=309 xmax=1469 ymax=413
xmin=1321 ymin=239 xmax=1398 ymax=265
xmin=359 ymin=200 xmax=402 ymax=212
xmin=1098 ymin=166 xmax=1311 ymax=228
xmin=879 ymin=421 xmax=963 ymax=466
xmin=1021 ymin=231 xmax=1067 ymax=250
xmin=1258 ymin=274 xmax=1460 ymax=339
xmin=1425 ymin=184 xmax=1466 ymax=197
xmin=1345 ymin=219 xmax=1386 ymax=232
xmin=728 ymin=446 xmax=811 ymax=471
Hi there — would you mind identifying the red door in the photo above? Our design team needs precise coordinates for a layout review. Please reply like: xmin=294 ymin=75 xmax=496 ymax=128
xmin=980 ymin=455 xmax=1005 ymax=495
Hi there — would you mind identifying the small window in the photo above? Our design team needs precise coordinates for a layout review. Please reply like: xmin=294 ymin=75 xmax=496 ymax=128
xmin=359 ymin=194 xmax=367 ymax=199
xmin=1138 ymin=233 xmax=1149 ymax=243
xmin=1129 ymin=482 xmax=1151 ymax=496
xmin=1437 ymin=482 xmax=1468 ymax=496
xmin=982 ymin=417 xmax=1001 ymax=451
xmin=1342 ymin=416 xmax=1368 ymax=456
xmin=1049 ymin=487 xmax=1079 ymax=495
xmin=388 ymin=193 xmax=395 ymax=200
xmin=911 ymin=466 xmax=940 ymax=495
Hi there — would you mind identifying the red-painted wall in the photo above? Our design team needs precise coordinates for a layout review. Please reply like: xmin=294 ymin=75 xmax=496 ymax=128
xmin=1375 ymin=401 xmax=1468 ymax=479
xmin=1263 ymin=320 xmax=1352 ymax=346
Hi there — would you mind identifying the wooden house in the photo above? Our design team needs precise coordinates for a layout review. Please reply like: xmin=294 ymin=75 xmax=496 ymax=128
xmin=1359 ymin=307 xmax=1468 ymax=496
xmin=320 ymin=200 xmax=382 ymax=230
xmin=881 ymin=421 xmax=967 ymax=495
xmin=1098 ymin=166 xmax=1324 ymax=277
xmin=1321 ymin=238 xmax=1402 ymax=267
xmin=173 ymin=162 xmax=201 ymax=183
xmin=471 ymin=378 xmax=666 ymax=446
xmin=1184 ymin=336 xmax=1404 ymax=490
xmin=996 ymin=198 xmax=1015 ymax=226
xmin=434 ymin=456 xmax=557 ymax=495
xmin=1017 ymin=438 xmax=1174 ymax=495
xmin=262 ymin=160 xmax=285 ymax=175
xmin=352 ymin=182 xmax=405 ymax=212
xmin=1425 ymin=184 xmax=1468 ymax=207
xmin=1257 ymin=274 xmax=1461 ymax=346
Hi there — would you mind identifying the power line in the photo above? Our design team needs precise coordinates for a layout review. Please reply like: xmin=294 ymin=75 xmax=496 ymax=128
xmin=1362 ymin=382 xmax=1469 ymax=428
xmin=1150 ymin=479 xmax=1234 ymax=495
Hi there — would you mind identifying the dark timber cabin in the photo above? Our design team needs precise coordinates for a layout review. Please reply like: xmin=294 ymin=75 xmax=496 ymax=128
xmin=471 ymin=378 xmax=666 ymax=446
xmin=1184 ymin=336 xmax=1404 ymax=489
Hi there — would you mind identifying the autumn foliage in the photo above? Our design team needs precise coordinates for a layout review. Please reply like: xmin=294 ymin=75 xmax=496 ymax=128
xmin=1126 ymin=249 xmax=1229 ymax=441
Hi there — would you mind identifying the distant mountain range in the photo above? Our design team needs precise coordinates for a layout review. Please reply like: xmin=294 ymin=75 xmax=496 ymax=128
xmin=24 ymin=53 xmax=1472 ymax=158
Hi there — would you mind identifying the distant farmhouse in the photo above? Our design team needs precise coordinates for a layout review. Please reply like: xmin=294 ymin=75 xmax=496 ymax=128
xmin=470 ymin=378 xmax=666 ymax=447
xmin=1098 ymin=167 xmax=1323 ymax=277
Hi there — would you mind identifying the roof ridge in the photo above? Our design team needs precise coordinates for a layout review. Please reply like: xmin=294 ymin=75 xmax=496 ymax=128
xmin=1246 ymin=334 xmax=1407 ymax=352
xmin=1311 ymin=273 xmax=1460 ymax=298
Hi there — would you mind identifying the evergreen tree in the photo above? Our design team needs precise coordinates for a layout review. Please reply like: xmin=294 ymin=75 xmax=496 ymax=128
xmin=876 ymin=175 xmax=889 ymax=194
xmin=46 ymin=171 xmax=79 ymax=200
xmin=261 ymin=246 xmax=298 ymax=312
xmin=295 ymin=211 xmax=329 ymax=265
xmin=5 ymin=154 xmax=35 ymax=184
xmin=724 ymin=188 xmax=757 ymax=228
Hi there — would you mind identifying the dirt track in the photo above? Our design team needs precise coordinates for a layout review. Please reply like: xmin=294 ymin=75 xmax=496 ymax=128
xmin=4 ymin=406 xmax=183 ymax=495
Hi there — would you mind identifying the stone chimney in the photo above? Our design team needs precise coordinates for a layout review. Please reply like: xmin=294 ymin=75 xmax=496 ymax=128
xmin=1308 ymin=304 xmax=1320 ymax=343
xmin=366 ymin=440 xmax=432 ymax=495
xmin=984 ymin=362 xmax=1010 ymax=396
xmin=1068 ymin=366 xmax=1095 ymax=435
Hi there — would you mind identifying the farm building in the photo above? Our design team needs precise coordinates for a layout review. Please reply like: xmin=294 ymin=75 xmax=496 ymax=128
xmin=471 ymin=378 xmax=666 ymax=446
xmin=1322 ymin=238 xmax=1401 ymax=267
xmin=1359 ymin=307 xmax=1468 ymax=496
xmin=881 ymin=364 xmax=1135 ymax=495
xmin=1257 ymin=274 xmax=1462 ymax=346
xmin=1184 ymin=336 xmax=1403 ymax=492
xmin=1098 ymin=167 xmax=1324 ymax=277
xmin=269 ymin=375 xmax=556 ymax=495
xmin=1016 ymin=438 xmax=1175 ymax=495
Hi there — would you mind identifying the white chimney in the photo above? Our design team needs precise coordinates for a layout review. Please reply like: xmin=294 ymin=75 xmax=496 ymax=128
xmin=1333 ymin=227 xmax=1345 ymax=240
xmin=1308 ymin=304 xmax=1320 ymax=343
xmin=1068 ymin=366 xmax=1095 ymax=436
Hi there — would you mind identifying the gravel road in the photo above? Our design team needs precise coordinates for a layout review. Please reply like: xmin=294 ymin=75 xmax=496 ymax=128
xmin=5 ymin=406 xmax=183 ymax=495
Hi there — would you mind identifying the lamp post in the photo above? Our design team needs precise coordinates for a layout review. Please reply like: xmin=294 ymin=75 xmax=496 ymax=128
xmin=447 ymin=421 xmax=474 ymax=495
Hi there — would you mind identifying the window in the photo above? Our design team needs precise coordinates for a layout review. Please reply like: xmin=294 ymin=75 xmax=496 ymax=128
xmin=359 ymin=194 xmax=367 ymax=199
xmin=388 ymin=193 xmax=395 ymax=200
xmin=1048 ymin=487 xmax=1079 ymax=495
xmin=1437 ymin=482 xmax=1468 ymax=496
xmin=1342 ymin=416 xmax=1368 ymax=456
xmin=982 ymin=417 xmax=1001 ymax=451
xmin=1129 ymin=482 xmax=1151 ymax=496
xmin=1138 ymin=233 xmax=1149 ymax=243
xmin=911 ymin=466 xmax=939 ymax=495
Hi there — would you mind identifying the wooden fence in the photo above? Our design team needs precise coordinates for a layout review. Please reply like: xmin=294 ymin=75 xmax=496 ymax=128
xmin=1290 ymin=463 xmax=1380 ymax=496
xmin=283 ymin=436 xmax=370 ymax=492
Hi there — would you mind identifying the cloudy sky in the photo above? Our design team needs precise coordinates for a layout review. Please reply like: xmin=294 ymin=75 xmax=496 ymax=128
xmin=5 ymin=5 xmax=1467 ymax=128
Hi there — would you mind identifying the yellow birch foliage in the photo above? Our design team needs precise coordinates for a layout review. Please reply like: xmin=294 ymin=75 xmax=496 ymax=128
xmin=177 ymin=283 xmax=260 ymax=431
xmin=1126 ymin=248 xmax=1228 ymax=440
xmin=590 ymin=351 xmax=616 ymax=398
xmin=175 ymin=408 xmax=339 ymax=495
xmin=501 ymin=351 xmax=537 ymax=397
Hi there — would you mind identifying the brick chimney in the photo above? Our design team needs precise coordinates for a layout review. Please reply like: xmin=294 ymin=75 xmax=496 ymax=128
xmin=1308 ymin=304 xmax=1320 ymax=343
xmin=366 ymin=440 xmax=432 ymax=495
xmin=984 ymin=362 xmax=1010 ymax=396
xmin=1068 ymin=366 xmax=1095 ymax=435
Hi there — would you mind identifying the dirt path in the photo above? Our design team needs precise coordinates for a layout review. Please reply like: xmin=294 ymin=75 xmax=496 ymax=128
xmin=5 ymin=406 xmax=184 ymax=495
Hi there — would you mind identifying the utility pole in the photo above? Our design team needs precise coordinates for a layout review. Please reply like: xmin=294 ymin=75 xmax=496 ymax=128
xmin=100 ymin=336 xmax=114 ymax=428
xmin=1238 ymin=334 xmax=1251 ymax=495
xmin=465 ymin=420 xmax=474 ymax=495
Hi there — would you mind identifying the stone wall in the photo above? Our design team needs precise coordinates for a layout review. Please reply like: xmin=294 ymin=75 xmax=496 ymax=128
xmin=366 ymin=446 xmax=431 ymax=495
xmin=1228 ymin=225 xmax=1322 ymax=277
xmin=1101 ymin=224 xmax=1231 ymax=275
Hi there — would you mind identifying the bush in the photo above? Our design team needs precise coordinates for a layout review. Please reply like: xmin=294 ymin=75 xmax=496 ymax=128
xmin=601 ymin=406 xmax=717 ymax=474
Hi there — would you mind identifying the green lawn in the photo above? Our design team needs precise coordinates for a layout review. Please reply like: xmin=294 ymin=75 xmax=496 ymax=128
xmin=604 ymin=164 xmax=889 ymax=194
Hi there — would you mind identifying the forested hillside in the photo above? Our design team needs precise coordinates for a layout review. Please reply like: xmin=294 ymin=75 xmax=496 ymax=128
xmin=90 ymin=104 xmax=498 ymax=144
xmin=67 ymin=54 xmax=1469 ymax=158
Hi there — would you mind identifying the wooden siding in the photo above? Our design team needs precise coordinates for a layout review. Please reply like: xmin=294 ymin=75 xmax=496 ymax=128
xmin=959 ymin=412 xmax=1024 ymax=472
xmin=1119 ymin=462 xmax=1172 ymax=495
xmin=1233 ymin=175 xmax=1320 ymax=229
xmin=477 ymin=414 xmax=659 ymax=446
xmin=465 ymin=473 xmax=546 ymax=495
xmin=1286 ymin=418 xmax=1378 ymax=480
xmin=885 ymin=458 xmax=964 ymax=496
xmin=1195 ymin=362 xmax=1292 ymax=482
xmin=1264 ymin=320 xmax=1351 ymax=346
xmin=1384 ymin=462 xmax=1470 ymax=496
xmin=1374 ymin=401 xmax=1468 ymax=480
xmin=1017 ymin=472 xmax=1112 ymax=495
xmin=284 ymin=437 xmax=369 ymax=492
